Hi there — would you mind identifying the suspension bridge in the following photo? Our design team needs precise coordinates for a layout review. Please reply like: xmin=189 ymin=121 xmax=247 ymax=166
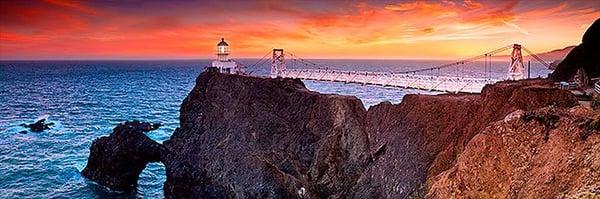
xmin=237 ymin=44 xmax=551 ymax=93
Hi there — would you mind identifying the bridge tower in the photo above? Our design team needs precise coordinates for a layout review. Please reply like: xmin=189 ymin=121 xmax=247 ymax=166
xmin=271 ymin=49 xmax=285 ymax=78
xmin=507 ymin=44 xmax=525 ymax=80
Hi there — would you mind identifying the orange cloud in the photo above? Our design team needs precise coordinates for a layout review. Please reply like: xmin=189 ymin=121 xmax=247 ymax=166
xmin=0 ymin=0 xmax=598 ymax=60
xmin=463 ymin=0 xmax=483 ymax=9
xmin=460 ymin=0 xmax=518 ymax=26
xmin=423 ymin=28 xmax=435 ymax=34
xmin=44 ymin=0 xmax=99 ymax=15
xmin=385 ymin=1 xmax=458 ymax=17
xmin=0 ymin=2 xmax=91 ymax=34
xmin=0 ymin=31 xmax=49 ymax=43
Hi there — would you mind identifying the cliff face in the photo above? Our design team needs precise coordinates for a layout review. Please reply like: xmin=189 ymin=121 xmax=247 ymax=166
xmin=162 ymin=72 xmax=372 ymax=198
xmin=83 ymin=72 xmax=597 ymax=198
xmin=427 ymin=107 xmax=600 ymax=198
xmin=351 ymin=79 xmax=579 ymax=198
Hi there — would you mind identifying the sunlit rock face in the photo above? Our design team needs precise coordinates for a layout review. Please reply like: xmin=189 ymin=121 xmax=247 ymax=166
xmin=551 ymin=18 xmax=600 ymax=82
xmin=427 ymin=107 xmax=600 ymax=198
xmin=349 ymin=79 xmax=579 ymax=198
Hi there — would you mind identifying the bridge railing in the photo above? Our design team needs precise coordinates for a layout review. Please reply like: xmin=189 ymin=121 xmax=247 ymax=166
xmin=281 ymin=68 xmax=498 ymax=93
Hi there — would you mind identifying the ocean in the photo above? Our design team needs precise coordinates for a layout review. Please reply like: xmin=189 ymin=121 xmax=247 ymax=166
xmin=0 ymin=59 xmax=552 ymax=198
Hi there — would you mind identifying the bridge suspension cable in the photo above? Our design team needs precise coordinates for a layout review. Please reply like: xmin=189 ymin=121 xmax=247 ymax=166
xmin=521 ymin=46 xmax=551 ymax=69
xmin=392 ymin=44 xmax=514 ymax=74
xmin=253 ymin=44 xmax=550 ymax=75
xmin=285 ymin=52 xmax=333 ymax=70
xmin=249 ymin=51 xmax=273 ymax=68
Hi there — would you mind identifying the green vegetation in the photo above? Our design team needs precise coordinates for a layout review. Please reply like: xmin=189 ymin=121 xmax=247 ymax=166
xmin=588 ymin=119 xmax=600 ymax=131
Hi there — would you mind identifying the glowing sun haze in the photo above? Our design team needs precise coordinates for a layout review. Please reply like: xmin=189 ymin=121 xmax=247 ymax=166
xmin=1 ymin=0 xmax=599 ymax=60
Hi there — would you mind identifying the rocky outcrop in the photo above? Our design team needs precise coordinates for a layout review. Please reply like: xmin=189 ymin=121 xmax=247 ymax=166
xmin=551 ymin=18 xmax=600 ymax=82
xmin=427 ymin=107 xmax=600 ymax=198
xmin=164 ymin=74 xmax=577 ymax=198
xmin=162 ymin=72 xmax=371 ymax=198
xmin=83 ymin=72 xmax=596 ymax=198
xmin=82 ymin=121 xmax=164 ymax=192
xmin=20 ymin=118 xmax=54 ymax=133
xmin=350 ymin=79 xmax=579 ymax=198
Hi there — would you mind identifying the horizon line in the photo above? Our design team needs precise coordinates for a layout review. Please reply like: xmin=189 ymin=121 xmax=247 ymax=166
xmin=0 ymin=55 xmax=559 ymax=62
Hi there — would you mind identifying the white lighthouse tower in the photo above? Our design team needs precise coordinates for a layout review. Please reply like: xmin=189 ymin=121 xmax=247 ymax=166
xmin=211 ymin=38 xmax=241 ymax=74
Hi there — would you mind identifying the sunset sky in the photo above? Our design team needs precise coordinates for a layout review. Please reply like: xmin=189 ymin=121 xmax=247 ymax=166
xmin=1 ymin=0 xmax=599 ymax=60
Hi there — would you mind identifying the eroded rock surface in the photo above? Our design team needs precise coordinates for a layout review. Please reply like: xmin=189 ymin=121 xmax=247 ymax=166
xmin=350 ymin=79 xmax=578 ymax=198
xmin=162 ymin=72 xmax=371 ymax=198
xmin=82 ymin=121 xmax=164 ymax=192
xmin=427 ymin=107 xmax=600 ymax=198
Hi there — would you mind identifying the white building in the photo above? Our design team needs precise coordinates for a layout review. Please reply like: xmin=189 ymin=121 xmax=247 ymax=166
xmin=211 ymin=38 xmax=242 ymax=74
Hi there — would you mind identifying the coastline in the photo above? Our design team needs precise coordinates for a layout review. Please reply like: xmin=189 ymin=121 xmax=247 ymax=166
xmin=82 ymin=71 xmax=597 ymax=198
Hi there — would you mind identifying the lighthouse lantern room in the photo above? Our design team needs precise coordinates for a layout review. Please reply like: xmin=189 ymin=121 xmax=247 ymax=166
xmin=211 ymin=38 xmax=242 ymax=74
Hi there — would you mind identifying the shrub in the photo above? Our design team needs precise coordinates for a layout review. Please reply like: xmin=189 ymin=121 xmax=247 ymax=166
xmin=579 ymin=118 xmax=600 ymax=140
xmin=522 ymin=110 xmax=560 ymax=141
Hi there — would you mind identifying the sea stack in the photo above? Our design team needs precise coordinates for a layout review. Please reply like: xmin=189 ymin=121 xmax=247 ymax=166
xmin=82 ymin=121 xmax=165 ymax=192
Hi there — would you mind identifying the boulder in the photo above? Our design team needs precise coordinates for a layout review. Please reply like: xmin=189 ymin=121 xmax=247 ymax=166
xmin=160 ymin=74 xmax=576 ymax=198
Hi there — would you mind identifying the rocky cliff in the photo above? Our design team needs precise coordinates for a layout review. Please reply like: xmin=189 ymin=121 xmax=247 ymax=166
xmin=162 ymin=72 xmax=371 ymax=198
xmin=350 ymin=79 xmax=581 ymax=198
xmin=82 ymin=71 xmax=599 ymax=198
xmin=427 ymin=106 xmax=600 ymax=198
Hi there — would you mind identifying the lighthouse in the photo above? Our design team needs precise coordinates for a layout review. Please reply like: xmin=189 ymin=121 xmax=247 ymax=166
xmin=211 ymin=38 xmax=242 ymax=74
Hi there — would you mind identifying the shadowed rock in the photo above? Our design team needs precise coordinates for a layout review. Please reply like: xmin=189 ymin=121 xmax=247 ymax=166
xmin=162 ymin=72 xmax=371 ymax=198
xmin=20 ymin=118 xmax=54 ymax=133
xmin=82 ymin=121 xmax=164 ymax=192
xmin=551 ymin=18 xmax=600 ymax=82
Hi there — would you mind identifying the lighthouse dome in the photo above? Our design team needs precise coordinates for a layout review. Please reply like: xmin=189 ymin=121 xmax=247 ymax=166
xmin=217 ymin=38 xmax=229 ymax=46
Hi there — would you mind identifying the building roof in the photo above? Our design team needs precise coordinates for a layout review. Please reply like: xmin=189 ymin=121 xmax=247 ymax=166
xmin=217 ymin=38 xmax=229 ymax=46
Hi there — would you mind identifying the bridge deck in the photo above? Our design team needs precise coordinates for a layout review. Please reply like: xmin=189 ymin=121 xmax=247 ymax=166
xmin=279 ymin=69 xmax=499 ymax=93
